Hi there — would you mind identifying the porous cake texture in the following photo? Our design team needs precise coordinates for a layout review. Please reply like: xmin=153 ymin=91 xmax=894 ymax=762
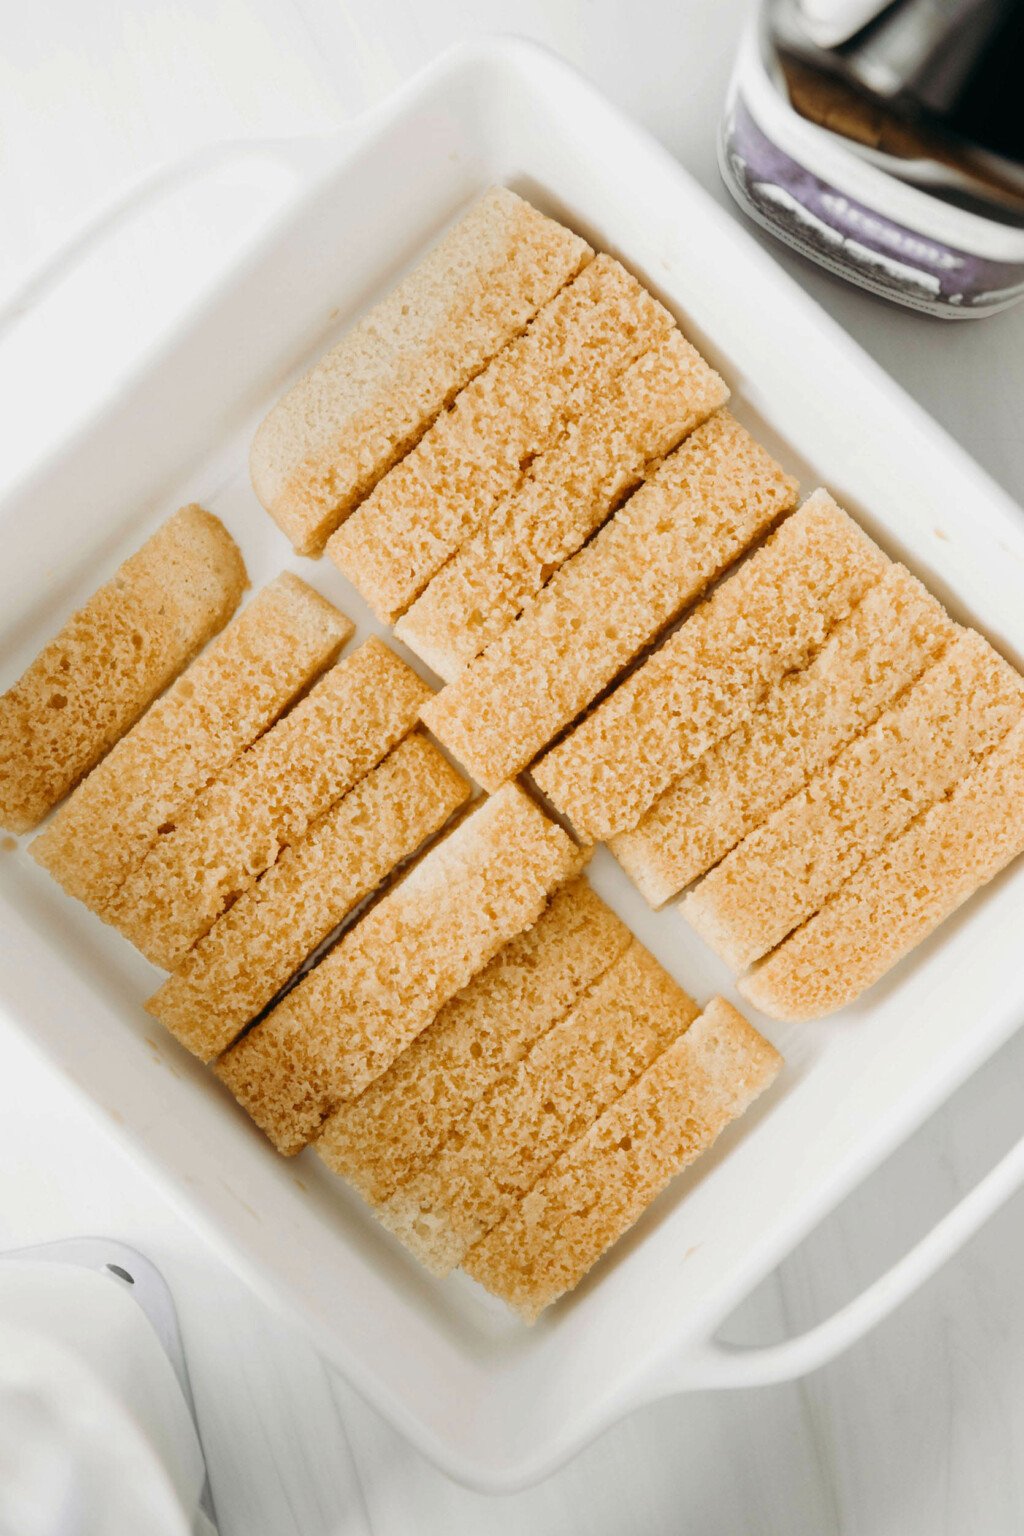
xmin=422 ymin=412 xmax=797 ymax=790
xmin=31 ymin=574 xmax=351 ymax=910
xmin=147 ymin=732 xmax=470 ymax=1060
xmin=464 ymin=998 xmax=781 ymax=1320
xmin=683 ymin=630 xmax=1024 ymax=971
xmin=378 ymin=940 xmax=699 ymax=1275
xmin=0 ymin=506 xmax=246 ymax=834
xmin=740 ymin=716 xmax=1024 ymax=1020
xmin=316 ymin=877 xmax=632 ymax=1202
xmin=109 ymin=639 xmax=430 ymax=970
xmin=215 ymin=784 xmax=584 ymax=1155
xmin=394 ymin=332 xmax=729 ymax=678
xmin=251 ymin=187 xmax=592 ymax=554
xmin=532 ymin=489 xmax=888 ymax=842
xmin=610 ymin=565 xmax=957 ymax=904
xmin=326 ymin=254 xmax=684 ymax=623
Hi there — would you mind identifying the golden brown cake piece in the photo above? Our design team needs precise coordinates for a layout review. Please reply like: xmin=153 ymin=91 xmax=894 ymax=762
xmin=394 ymin=335 xmax=730 ymax=679
xmin=740 ymin=716 xmax=1024 ymax=1020
xmin=108 ymin=639 xmax=429 ymax=969
xmin=464 ymin=998 xmax=781 ymax=1320
xmin=147 ymin=733 xmax=470 ymax=1060
xmin=684 ymin=630 xmax=1024 ymax=971
xmin=532 ymin=489 xmax=888 ymax=842
xmin=326 ymin=255 xmax=688 ymax=623
xmin=32 ymin=574 xmax=351 ymax=910
xmin=422 ymin=412 xmax=796 ymax=790
xmin=317 ymin=877 xmax=632 ymax=1202
xmin=611 ymin=565 xmax=957 ymax=905
xmin=0 ymin=507 xmax=246 ymax=834
xmin=215 ymin=784 xmax=584 ymax=1154
xmin=378 ymin=941 xmax=699 ymax=1275
xmin=251 ymin=188 xmax=592 ymax=554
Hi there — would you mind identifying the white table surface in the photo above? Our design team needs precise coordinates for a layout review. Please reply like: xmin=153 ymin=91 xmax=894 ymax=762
xmin=2 ymin=3 xmax=1024 ymax=1532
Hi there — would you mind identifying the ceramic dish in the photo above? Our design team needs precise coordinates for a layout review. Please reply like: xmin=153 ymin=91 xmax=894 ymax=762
xmin=1 ymin=37 xmax=1023 ymax=1492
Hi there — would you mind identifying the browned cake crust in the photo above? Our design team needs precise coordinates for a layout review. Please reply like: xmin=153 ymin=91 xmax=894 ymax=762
xmin=316 ymin=877 xmax=632 ymax=1202
xmin=147 ymin=732 xmax=470 ymax=1060
xmin=215 ymin=785 xmax=584 ymax=1155
xmin=740 ymin=716 xmax=1024 ymax=1020
xmin=532 ymin=489 xmax=888 ymax=842
xmin=0 ymin=506 xmax=246 ymax=834
xmin=394 ymin=334 xmax=729 ymax=678
xmin=610 ymin=564 xmax=957 ymax=905
xmin=251 ymin=188 xmax=592 ymax=554
xmin=31 ymin=574 xmax=352 ymax=910
xmin=463 ymin=998 xmax=781 ymax=1320
xmin=325 ymin=255 xmax=684 ymax=623
xmin=377 ymin=940 xmax=700 ymax=1275
xmin=421 ymin=412 xmax=797 ymax=790
xmin=684 ymin=630 xmax=1024 ymax=971
xmin=107 ymin=639 xmax=430 ymax=970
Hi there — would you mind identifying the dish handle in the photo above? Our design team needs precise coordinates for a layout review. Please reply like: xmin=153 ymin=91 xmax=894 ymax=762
xmin=645 ymin=1125 xmax=1024 ymax=1396
xmin=0 ymin=133 xmax=344 ymax=339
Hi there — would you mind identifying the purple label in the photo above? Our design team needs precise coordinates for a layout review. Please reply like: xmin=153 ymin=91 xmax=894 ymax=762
xmin=723 ymin=98 xmax=1024 ymax=314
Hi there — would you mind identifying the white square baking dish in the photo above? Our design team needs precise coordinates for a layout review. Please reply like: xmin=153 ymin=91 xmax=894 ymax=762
xmin=1 ymin=37 xmax=1023 ymax=1494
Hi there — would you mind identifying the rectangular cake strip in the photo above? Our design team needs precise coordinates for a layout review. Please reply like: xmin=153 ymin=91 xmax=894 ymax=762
xmin=326 ymin=255 xmax=694 ymax=623
xmin=0 ymin=506 xmax=246 ymax=834
xmin=377 ymin=941 xmax=699 ymax=1275
xmin=684 ymin=629 xmax=1024 ymax=971
xmin=215 ymin=784 xmax=584 ymax=1154
xmin=251 ymin=187 xmax=592 ymax=554
xmin=316 ymin=877 xmax=633 ymax=1203
xmin=108 ymin=639 xmax=430 ymax=969
xmin=463 ymin=998 xmax=781 ymax=1320
xmin=394 ymin=333 xmax=730 ymax=679
xmin=610 ymin=565 xmax=957 ymax=905
xmin=739 ymin=716 xmax=1024 ymax=1020
xmin=146 ymin=732 xmax=470 ymax=1061
xmin=31 ymin=574 xmax=352 ymax=910
xmin=422 ymin=412 xmax=797 ymax=791
xmin=532 ymin=490 xmax=888 ymax=841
